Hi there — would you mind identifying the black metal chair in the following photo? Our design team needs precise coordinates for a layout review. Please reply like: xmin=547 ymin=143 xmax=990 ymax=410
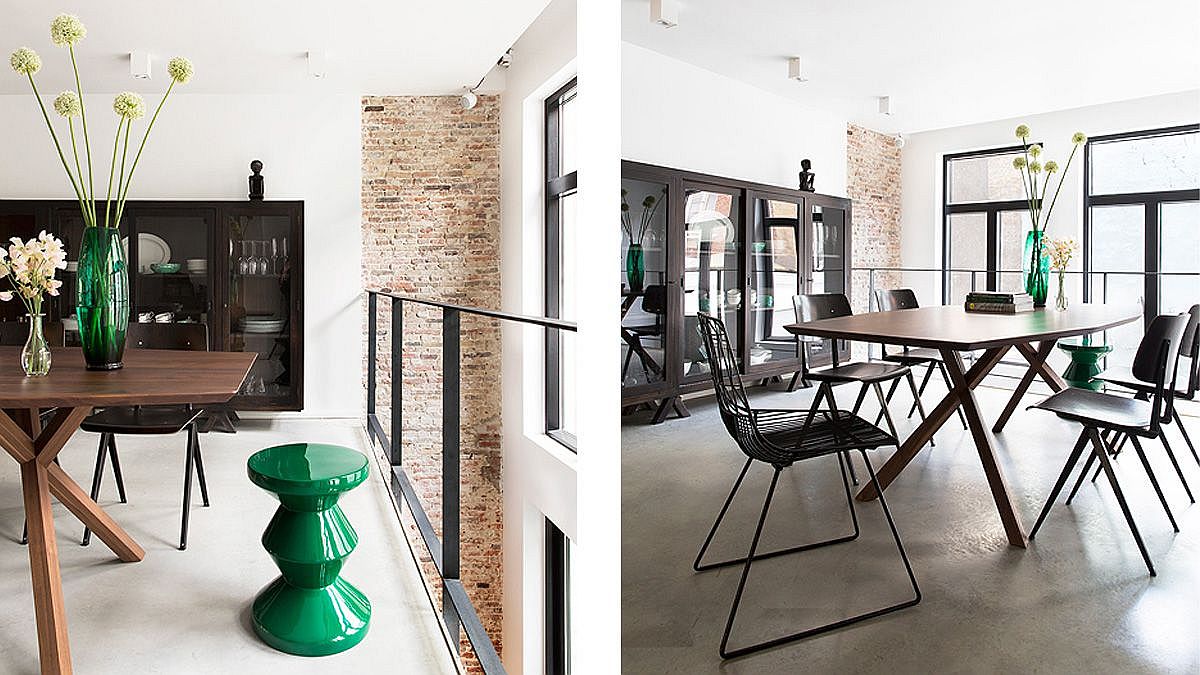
xmin=1028 ymin=313 xmax=1191 ymax=576
xmin=694 ymin=313 xmax=920 ymax=659
xmin=792 ymin=293 xmax=928 ymax=445
xmin=1091 ymin=304 xmax=1200 ymax=479
xmin=80 ymin=323 xmax=211 ymax=550
xmin=874 ymin=289 xmax=968 ymax=431
xmin=621 ymin=284 xmax=668 ymax=381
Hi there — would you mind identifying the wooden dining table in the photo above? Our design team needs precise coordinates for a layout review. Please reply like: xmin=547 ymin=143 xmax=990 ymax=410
xmin=0 ymin=346 xmax=254 ymax=674
xmin=786 ymin=303 xmax=1141 ymax=548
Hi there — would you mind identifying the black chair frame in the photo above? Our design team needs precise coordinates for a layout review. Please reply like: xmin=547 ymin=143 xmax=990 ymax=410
xmin=696 ymin=313 xmax=920 ymax=659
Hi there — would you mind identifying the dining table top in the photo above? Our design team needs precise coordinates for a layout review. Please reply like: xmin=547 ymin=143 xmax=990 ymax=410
xmin=0 ymin=347 xmax=255 ymax=408
xmin=784 ymin=303 xmax=1142 ymax=351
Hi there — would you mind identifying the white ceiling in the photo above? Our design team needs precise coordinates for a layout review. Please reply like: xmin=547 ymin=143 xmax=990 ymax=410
xmin=0 ymin=0 xmax=551 ymax=95
xmin=623 ymin=0 xmax=1200 ymax=134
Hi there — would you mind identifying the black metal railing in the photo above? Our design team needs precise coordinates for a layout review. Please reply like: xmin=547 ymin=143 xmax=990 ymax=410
xmin=365 ymin=289 xmax=577 ymax=674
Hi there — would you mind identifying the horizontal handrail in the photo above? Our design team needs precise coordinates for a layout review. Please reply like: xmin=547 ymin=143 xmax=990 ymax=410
xmin=853 ymin=266 xmax=1199 ymax=276
xmin=365 ymin=289 xmax=577 ymax=332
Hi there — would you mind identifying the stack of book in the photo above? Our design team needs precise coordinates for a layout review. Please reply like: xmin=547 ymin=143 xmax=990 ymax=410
xmin=964 ymin=292 xmax=1035 ymax=314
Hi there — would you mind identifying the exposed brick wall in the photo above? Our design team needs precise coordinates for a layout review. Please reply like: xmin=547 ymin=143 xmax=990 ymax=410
xmin=846 ymin=124 xmax=903 ymax=316
xmin=361 ymin=95 xmax=502 ymax=669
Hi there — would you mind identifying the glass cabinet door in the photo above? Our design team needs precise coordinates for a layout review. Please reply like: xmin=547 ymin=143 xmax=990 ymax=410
xmin=748 ymin=196 xmax=801 ymax=370
xmin=682 ymin=185 xmax=741 ymax=382
xmin=127 ymin=208 xmax=216 ymax=343
xmin=804 ymin=200 xmax=848 ymax=365
xmin=620 ymin=177 xmax=669 ymax=391
xmin=225 ymin=208 xmax=299 ymax=408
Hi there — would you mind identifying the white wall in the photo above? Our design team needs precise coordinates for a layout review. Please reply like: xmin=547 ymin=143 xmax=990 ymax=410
xmin=900 ymin=90 xmax=1200 ymax=300
xmin=0 ymin=92 xmax=362 ymax=418
xmin=497 ymin=0 xmax=578 ymax=672
xmin=622 ymin=42 xmax=848 ymax=196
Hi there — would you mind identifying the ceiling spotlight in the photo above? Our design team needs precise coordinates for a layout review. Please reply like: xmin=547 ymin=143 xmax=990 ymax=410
xmin=460 ymin=89 xmax=479 ymax=110
xmin=878 ymin=96 xmax=893 ymax=116
xmin=130 ymin=50 xmax=151 ymax=79
xmin=894 ymin=134 xmax=906 ymax=148
xmin=651 ymin=0 xmax=678 ymax=28
xmin=307 ymin=50 xmax=327 ymax=78
xmin=497 ymin=49 xmax=513 ymax=69
xmin=788 ymin=57 xmax=808 ymax=82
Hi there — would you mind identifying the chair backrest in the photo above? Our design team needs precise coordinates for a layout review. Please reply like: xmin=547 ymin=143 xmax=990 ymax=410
xmin=0 ymin=320 xmax=65 ymax=347
xmin=1131 ymin=313 xmax=1189 ymax=430
xmin=875 ymin=288 xmax=920 ymax=312
xmin=126 ymin=323 xmax=209 ymax=351
xmin=794 ymin=293 xmax=853 ymax=322
xmin=1180 ymin=304 xmax=1200 ymax=396
xmin=642 ymin=284 xmax=668 ymax=315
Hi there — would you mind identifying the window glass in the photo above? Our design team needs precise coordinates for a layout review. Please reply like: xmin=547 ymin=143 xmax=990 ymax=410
xmin=1090 ymin=131 xmax=1199 ymax=195
xmin=948 ymin=151 xmax=1028 ymax=203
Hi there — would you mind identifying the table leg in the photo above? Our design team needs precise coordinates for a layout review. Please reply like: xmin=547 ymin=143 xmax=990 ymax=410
xmin=856 ymin=346 xmax=1010 ymax=502
xmin=20 ymin=458 xmax=72 ymax=675
xmin=940 ymin=350 xmax=1028 ymax=548
xmin=993 ymin=340 xmax=1066 ymax=433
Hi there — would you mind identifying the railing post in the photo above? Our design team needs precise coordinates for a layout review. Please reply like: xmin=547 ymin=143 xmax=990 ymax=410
xmin=442 ymin=307 xmax=462 ymax=651
xmin=367 ymin=293 xmax=377 ymax=426
xmin=391 ymin=298 xmax=403 ymax=467
xmin=867 ymin=268 xmax=876 ymax=360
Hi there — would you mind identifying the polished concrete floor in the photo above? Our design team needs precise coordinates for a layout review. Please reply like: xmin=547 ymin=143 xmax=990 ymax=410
xmin=0 ymin=418 xmax=456 ymax=675
xmin=623 ymin=379 xmax=1200 ymax=674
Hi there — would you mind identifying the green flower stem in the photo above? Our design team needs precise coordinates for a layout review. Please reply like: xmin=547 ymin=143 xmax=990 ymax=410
xmin=1044 ymin=144 xmax=1080 ymax=230
xmin=116 ymin=78 xmax=175 ymax=227
xmin=26 ymin=74 xmax=88 ymax=223
xmin=67 ymin=118 xmax=90 ymax=222
xmin=104 ymin=117 xmax=125 ymax=229
xmin=114 ymin=120 xmax=132 ymax=226
xmin=70 ymin=45 xmax=97 ymax=226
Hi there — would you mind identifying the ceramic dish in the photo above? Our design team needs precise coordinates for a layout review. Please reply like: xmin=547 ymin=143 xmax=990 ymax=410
xmin=151 ymin=262 xmax=181 ymax=274
xmin=121 ymin=232 xmax=172 ymax=272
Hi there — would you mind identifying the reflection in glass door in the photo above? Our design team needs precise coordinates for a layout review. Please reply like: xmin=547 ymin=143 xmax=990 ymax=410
xmin=683 ymin=187 xmax=741 ymax=380
xmin=620 ymin=177 xmax=669 ymax=389
xmin=804 ymin=202 xmax=847 ymax=366
xmin=748 ymin=197 xmax=799 ymax=368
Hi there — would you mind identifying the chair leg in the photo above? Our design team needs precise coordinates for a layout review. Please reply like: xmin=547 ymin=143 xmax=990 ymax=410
xmin=191 ymin=425 xmax=210 ymax=507
xmin=904 ymin=371 xmax=933 ymax=447
xmin=906 ymin=363 xmax=936 ymax=419
xmin=1173 ymin=408 xmax=1200 ymax=468
xmin=849 ymin=382 xmax=869 ymax=416
xmin=786 ymin=371 xmax=804 ymax=392
xmin=717 ymin=452 xmax=921 ymax=660
xmin=1066 ymin=449 xmax=1099 ymax=505
xmin=1029 ymin=430 xmax=1090 ymax=539
xmin=936 ymin=361 xmax=969 ymax=430
xmin=876 ymin=378 xmax=902 ymax=422
xmin=1128 ymin=436 xmax=1179 ymax=532
xmin=81 ymin=433 xmax=111 ymax=547
xmin=1089 ymin=428 xmax=1156 ymax=576
xmin=620 ymin=346 xmax=634 ymax=381
xmin=108 ymin=434 xmax=127 ymax=504
xmin=821 ymin=382 xmax=858 ymax=486
xmin=180 ymin=430 xmax=196 ymax=551
xmin=873 ymin=382 xmax=901 ymax=443
xmin=1157 ymin=433 xmax=1195 ymax=503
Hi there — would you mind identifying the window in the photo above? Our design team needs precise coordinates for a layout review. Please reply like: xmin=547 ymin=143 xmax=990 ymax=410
xmin=1084 ymin=125 xmax=1200 ymax=366
xmin=545 ymin=79 xmax=578 ymax=449
xmin=942 ymin=146 xmax=1039 ymax=303
xmin=544 ymin=520 xmax=571 ymax=675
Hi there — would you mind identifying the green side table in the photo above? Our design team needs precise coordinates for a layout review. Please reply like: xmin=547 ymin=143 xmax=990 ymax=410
xmin=247 ymin=443 xmax=372 ymax=656
xmin=1058 ymin=338 xmax=1113 ymax=391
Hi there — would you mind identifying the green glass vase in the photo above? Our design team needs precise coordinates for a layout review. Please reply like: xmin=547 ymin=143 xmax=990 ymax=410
xmin=76 ymin=227 xmax=129 ymax=370
xmin=1022 ymin=230 xmax=1050 ymax=308
xmin=626 ymin=243 xmax=645 ymax=294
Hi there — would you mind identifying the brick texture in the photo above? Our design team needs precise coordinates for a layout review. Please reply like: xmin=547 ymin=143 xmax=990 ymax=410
xmin=846 ymin=124 xmax=903 ymax=317
xmin=361 ymin=95 xmax=502 ymax=670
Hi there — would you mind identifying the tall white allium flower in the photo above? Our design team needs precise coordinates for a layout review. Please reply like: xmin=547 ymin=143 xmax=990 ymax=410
xmin=53 ymin=91 xmax=81 ymax=117
xmin=1028 ymin=144 xmax=1042 ymax=158
xmin=1012 ymin=156 xmax=1027 ymax=169
xmin=1044 ymin=160 xmax=1059 ymax=174
xmin=113 ymin=92 xmax=146 ymax=119
xmin=9 ymin=48 xmax=41 ymax=75
xmin=49 ymin=14 xmax=87 ymax=47
xmin=1072 ymin=132 xmax=1087 ymax=145
xmin=1015 ymin=124 xmax=1031 ymax=140
xmin=167 ymin=57 xmax=194 ymax=84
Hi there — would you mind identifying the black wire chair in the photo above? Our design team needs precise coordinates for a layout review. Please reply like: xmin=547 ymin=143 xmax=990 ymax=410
xmin=694 ymin=313 xmax=921 ymax=659
xmin=1028 ymin=312 xmax=1190 ymax=576
xmin=874 ymin=288 xmax=968 ymax=431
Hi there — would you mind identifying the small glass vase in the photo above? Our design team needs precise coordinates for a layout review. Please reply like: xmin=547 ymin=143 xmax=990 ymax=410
xmin=21 ymin=313 xmax=52 ymax=377
xmin=1055 ymin=270 xmax=1069 ymax=311
xmin=625 ymin=243 xmax=645 ymax=294
xmin=1022 ymin=230 xmax=1050 ymax=308
xmin=76 ymin=226 xmax=130 ymax=370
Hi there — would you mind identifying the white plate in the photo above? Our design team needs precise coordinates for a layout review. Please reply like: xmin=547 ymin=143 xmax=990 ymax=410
xmin=121 ymin=233 xmax=172 ymax=272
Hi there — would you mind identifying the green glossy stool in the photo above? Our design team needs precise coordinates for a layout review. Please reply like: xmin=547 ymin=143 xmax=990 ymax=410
xmin=247 ymin=443 xmax=371 ymax=656
xmin=1058 ymin=337 xmax=1113 ymax=391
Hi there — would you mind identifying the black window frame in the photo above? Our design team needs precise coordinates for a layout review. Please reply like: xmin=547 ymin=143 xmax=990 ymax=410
xmin=544 ymin=78 xmax=578 ymax=450
xmin=941 ymin=145 xmax=1041 ymax=303
xmin=1082 ymin=123 xmax=1200 ymax=330
xmin=544 ymin=519 xmax=570 ymax=675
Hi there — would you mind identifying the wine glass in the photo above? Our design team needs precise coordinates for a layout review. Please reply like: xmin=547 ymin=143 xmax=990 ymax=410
xmin=238 ymin=241 xmax=250 ymax=275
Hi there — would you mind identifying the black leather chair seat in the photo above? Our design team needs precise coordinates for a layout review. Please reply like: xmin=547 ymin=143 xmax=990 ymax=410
xmin=1030 ymin=388 xmax=1154 ymax=432
xmin=81 ymin=406 xmax=202 ymax=435
xmin=881 ymin=348 xmax=942 ymax=365
xmin=805 ymin=361 xmax=910 ymax=384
